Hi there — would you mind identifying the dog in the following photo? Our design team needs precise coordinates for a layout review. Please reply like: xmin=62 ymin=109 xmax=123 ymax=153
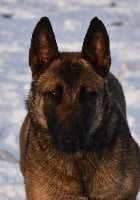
xmin=20 ymin=16 xmax=140 ymax=200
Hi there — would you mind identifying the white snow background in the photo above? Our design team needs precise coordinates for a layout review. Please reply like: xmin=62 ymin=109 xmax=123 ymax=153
xmin=0 ymin=0 xmax=140 ymax=199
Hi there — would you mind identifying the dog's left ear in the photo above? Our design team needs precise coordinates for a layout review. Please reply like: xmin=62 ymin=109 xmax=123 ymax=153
xmin=82 ymin=17 xmax=111 ymax=76
xmin=29 ymin=17 xmax=59 ymax=79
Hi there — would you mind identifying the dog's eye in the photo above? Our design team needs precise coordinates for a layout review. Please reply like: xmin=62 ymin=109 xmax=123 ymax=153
xmin=44 ymin=86 xmax=63 ymax=104
xmin=80 ymin=87 xmax=97 ymax=102
xmin=45 ymin=91 xmax=57 ymax=97
xmin=84 ymin=90 xmax=97 ymax=100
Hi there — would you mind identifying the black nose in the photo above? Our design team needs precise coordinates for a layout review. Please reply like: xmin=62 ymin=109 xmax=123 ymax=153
xmin=60 ymin=136 xmax=79 ymax=154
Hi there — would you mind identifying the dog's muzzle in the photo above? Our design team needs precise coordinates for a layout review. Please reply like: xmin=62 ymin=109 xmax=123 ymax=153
xmin=54 ymin=126 xmax=84 ymax=154
xmin=59 ymin=135 xmax=80 ymax=154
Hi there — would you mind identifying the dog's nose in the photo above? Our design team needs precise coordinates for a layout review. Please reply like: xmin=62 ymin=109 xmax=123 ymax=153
xmin=63 ymin=138 xmax=77 ymax=147
xmin=61 ymin=136 xmax=79 ymax=154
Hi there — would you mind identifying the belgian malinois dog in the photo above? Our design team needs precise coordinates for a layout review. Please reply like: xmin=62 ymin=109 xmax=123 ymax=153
xmin=20 ymin=17 xmax=140 ymax=200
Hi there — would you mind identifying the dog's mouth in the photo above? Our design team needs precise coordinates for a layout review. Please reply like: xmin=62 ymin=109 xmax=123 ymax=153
xmin=60 ymin=147 xmax=78 ymax=154
xmin=55 ymin=135 xmax=82 ymax=154
xmin=60 ymin=139 xmax=80 ymax=154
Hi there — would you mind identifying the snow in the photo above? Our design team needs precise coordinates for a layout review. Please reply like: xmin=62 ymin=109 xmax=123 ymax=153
xmin=0 ymin=0 xmax=140 ymax=199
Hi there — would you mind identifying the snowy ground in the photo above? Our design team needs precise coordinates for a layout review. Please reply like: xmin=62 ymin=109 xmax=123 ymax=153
xmin=0 ymin=0 xmax=140 ymax=199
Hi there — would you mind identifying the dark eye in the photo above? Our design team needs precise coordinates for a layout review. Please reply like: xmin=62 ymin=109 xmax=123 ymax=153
xmin=80 ymin=87 xmax=97 ymax=102
xmin=45 ymin=91 xmax=57 ymax=98
xmin=44 ymin=86 xmax=63 ymax=104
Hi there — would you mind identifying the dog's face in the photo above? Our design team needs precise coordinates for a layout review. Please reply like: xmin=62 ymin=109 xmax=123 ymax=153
xmin=28 ymin=17 xmax=111 ymax=154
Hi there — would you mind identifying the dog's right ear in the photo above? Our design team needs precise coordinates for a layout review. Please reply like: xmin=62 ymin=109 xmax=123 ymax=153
xmin=29 ymin=17 xmax=59 ymax=79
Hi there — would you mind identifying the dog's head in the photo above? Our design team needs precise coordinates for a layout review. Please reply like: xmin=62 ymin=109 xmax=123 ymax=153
xmin=28 ymin=17 xmax=112 ymax=154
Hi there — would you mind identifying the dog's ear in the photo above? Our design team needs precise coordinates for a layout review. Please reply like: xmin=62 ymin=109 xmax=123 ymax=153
xmin=29 ymin=17 xmax=59 ymax=79
xmin=82 ymin=17 xmax=111 ymax=76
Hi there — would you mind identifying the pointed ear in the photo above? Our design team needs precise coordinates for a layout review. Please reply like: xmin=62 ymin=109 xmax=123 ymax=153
xmin=81 ymin=17 xmax=111 ymax=76
xmin=29 ymin=17 xmax=59 ymax=79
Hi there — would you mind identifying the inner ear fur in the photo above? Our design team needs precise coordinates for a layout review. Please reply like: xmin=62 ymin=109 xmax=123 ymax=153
xmin=82 ymin=17 xmax=111 ymax=76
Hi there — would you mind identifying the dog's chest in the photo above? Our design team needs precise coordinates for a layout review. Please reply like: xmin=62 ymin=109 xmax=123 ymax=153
xmin=74 ymin=153 xmax=124 ymax=199
xmin=25 ymin=138 xmax=123 ymax=200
